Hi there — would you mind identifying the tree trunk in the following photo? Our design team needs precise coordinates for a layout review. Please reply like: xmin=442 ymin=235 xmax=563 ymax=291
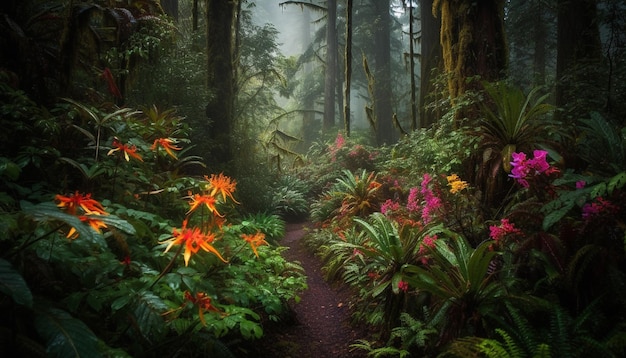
xmin=344 ymin=0 xmax=353 ymax=136
xmin=435 ymin=0 xmax=507 ymax=123
xmin=419 ymin=0 xmax=442 ymax=129
xmin=160 ymin=0 xmax=179 ymax=21
xmin=409 ymin=2 xmax=417 ymax=130
xmin=531 ymin=1 xmax=547 ymax=87
xmin=373 ymin=0 xmax=393 ymax=145
xmin=555 ymin=0 xmax=602 ymax=118
xmin=323 ymin=0 xmax=337 ymax=132
xmin=205 ymin=0 xmax=237 ymax=166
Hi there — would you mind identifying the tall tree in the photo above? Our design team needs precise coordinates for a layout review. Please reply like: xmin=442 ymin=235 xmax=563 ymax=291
xmin=324 ymin=0 xmax=338 ymax=132
xmin=372 ymin=0 xmax=394 ymax=145
xmin=433 ymin=0 xmax=507 ymax=122
xmin=205 ymin=0 xmax=238 ymax=166
xmin=555 ymin=0 xmax=602 ymax=118
xmin=419 ymin=0 xmax=442 ymax=128
xmin=344 ymin=0 xmax=353 ymax=136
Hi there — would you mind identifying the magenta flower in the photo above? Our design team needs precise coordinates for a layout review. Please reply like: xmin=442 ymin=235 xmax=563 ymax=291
xmin=380 ymin=199 xmax=400 ymax=215
xmin=406 ymin=187 xmax=420 ymax=213
xmin=489 ymin=218 xmax=522 ymax=244
xmin=509 ymin=150 xmax=555 ymax=187
xmin=576 ymin=181 xmax=586 ymax=189
xmin=582 ymin=197 xmax=618 ymax=220
xmin=418 ymin=234 xmax=438 ymax=265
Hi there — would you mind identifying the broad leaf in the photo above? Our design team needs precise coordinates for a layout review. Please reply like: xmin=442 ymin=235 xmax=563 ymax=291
xmin=0 ymin=258 xmax=33 ymax=307
xmin=34 ymin=306 xmax=102 ymax=358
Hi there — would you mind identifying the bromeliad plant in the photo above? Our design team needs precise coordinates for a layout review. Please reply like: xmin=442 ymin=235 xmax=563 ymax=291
xmin=402 ymin=225 xmax=506 ymax=347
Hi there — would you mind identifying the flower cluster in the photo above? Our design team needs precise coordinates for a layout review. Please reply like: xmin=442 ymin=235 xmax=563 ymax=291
xmin=161 ymin=173 xmax=246 ymax=266
xmin=418 ymin=234 xmax=438 ymax=265
xmin=582 ymin=197 xmax=618 ymax=220
xmin=151 ymin=137 xmax=182 ymax=159
xmin=329 ymin=132 xmax=345 ymax=162
xmin=446 ymin=174 xmax=468 ymax=194
xmin=420 ymin=174 xmax=442 ymax=224
xmin=509 ymin=150 xmax=558 ymax=188
xmin=55 ymin=191 xmax=108 ymax=239
xmin=163 ymin=219 xmax=227 ymax=266
xmin=489 ymin=218 xmax=522 ymax=249
xmin=183 ymin=290 xmax=222 ymax=326
xmin=241 ymin=231 xmax=269 ymax=258
xmin=108 ymin=138 xmax=143 ymax=162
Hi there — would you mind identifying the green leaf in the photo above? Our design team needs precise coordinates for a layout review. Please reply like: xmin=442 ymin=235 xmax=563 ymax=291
xmin=542 ymin=202 xmax=575 ymax=230
xmin=132 ymin=291 xmax=168 ymax=341
xmin=98 ymin=215 xmax=136 ymax=235
xmin=608 ymin=172 xmax=626 ymax=194
xmin=0 ymin=259 xmax=33 ymax=307
xmin=34 ymin=306 xmax=102 ymax=358
xmin=22 ymin=201 xmax=95 ymax=241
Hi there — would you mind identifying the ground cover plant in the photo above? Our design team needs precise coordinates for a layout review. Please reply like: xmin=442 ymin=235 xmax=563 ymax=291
xmin=299 ymin=99 xmax=626 ymax=357
xmin=0 ymin=85 xmax=307 ymax=356
xmin=2 ymin=1 xmax=626 ymax=357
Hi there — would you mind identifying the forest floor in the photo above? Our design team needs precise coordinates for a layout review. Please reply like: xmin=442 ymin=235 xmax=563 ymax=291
xmin=244 ymin=221 xmax=370 ymax=358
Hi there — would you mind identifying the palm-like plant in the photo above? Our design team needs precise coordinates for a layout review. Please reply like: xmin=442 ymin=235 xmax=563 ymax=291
xmin=472 ymin=81 xmax=559 ymax=204
xmin=349 ymin=213 xmax=423 ymax=335
xmin=403 ymin=225 xmax=505 ymax=345
xmin=334 ymin=169 xmax=382 ymax=220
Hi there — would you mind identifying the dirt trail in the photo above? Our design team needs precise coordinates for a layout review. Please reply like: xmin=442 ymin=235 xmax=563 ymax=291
xmin=249 ymin=222 xmax=368 ymax=358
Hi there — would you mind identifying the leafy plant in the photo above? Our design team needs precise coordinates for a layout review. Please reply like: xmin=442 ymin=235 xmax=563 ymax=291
xmin=403 ymin=226 xmax=505 ymax=346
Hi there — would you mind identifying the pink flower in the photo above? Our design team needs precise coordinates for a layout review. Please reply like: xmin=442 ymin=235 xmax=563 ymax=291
xmin=381 ymin=199 xmax=400 ymax=215
xmin=406 ymin=187 xmax=420 ymax=212
xmin=582 ymin=197 xmax=618 ymax=220
xmin=576 ymin=181 xmax=586 ymax=189
xmin=489 ymin=218 xmax=522 ymax=243
xmin=509 ymin=150 xmax=555 ymax=187
xmin=397 ymin=280 xmax=409 ymax=292
xmin=418 ymin=234 xmax=438 ymax=265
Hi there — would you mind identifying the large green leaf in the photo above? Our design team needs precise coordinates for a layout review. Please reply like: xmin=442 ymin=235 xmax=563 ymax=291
xmin=0 ymin=259 xmax=33 ymax=307
xmin=132 ymin=291 xmax=168 ymax=341
xmin=22 ymin=201 xmax=95 ymax=241
xmin=34 ymin=306 xmax=102 ymax=358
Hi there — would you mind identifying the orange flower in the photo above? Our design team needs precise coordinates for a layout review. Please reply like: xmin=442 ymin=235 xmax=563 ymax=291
xmin=151 ymin=138 xmax=182 ymax=159
xmin=66 ymin=215 xmax=107 ymax=239
xmin=162 ymin=220 xmax=227 ymax=266
xmin=186 ymin=192 xmax=221 ymax=216
xmin=205 ymin=173 xmax=239 ymax=203
xmin=241 ymin=231 xmax=268 ymax=258
xmin=55 ymin=191 xmax=107 ymax=215
xmin=107 ymin=138 xmax=143 ymax=162
xmin=184 ymin=291 xmax=222 ymax=326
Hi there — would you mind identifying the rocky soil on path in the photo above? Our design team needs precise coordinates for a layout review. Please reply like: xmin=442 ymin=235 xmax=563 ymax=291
xmin=246 ymin=222 xmax=369 ymax=358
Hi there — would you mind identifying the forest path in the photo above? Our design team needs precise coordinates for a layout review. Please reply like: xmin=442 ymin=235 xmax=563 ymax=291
xmin=248 ymin=222 xmax=368 ymax=358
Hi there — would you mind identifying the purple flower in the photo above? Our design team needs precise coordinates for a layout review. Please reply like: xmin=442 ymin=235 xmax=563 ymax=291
xmin=576 ymin=181 xmax=586 ymax=189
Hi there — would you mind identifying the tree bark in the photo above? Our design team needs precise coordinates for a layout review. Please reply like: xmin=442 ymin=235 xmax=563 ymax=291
xmin=344 ymin=0 xmax=353 ymax=136
xmin=555 ymin=0 xmax=602 ymax=117
xmin=160 ymin=0 xmax=179 ymax=21
xmin=205 ymin=0 xmax=237 ymax=165
xmin=419 ymin=0 xmax=442 ymax=129
xmin=373 ymin=0 xmax=393 ymax=145
xmin=434 ymin=0 xmax=507 ymax=123
xmin=323 ymin=0 xmax=337 ymax=132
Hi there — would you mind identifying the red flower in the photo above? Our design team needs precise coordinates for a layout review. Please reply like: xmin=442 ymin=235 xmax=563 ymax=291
xmin=107 ymin=138 xmax=143 ymax=162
